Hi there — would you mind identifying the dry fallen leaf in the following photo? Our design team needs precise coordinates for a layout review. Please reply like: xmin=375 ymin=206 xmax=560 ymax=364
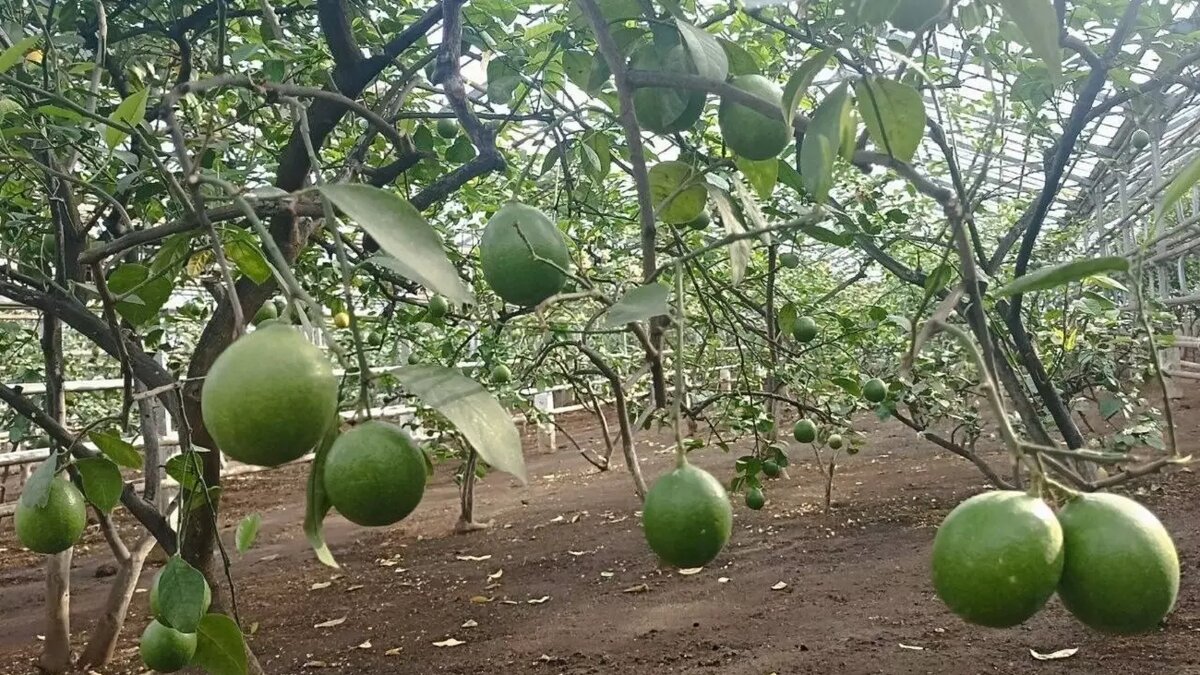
xmin=527 ymin=595 xmax=551 ymax=604
xmin=259 ymin=554 xmax=280 ymax=563
xmin=718 ymin=577 xmax=730 ymax=584
xmin=622 ymin=584 xmax=650 ymax=594
xmin=433 ymin=638 xmax=466 ymax=648
xmin=600 ymin=571 xmax=614 ymax=578
xmin=309 ymin=582 xmax=332 ymax=590
xmin=469 ymin=595 xmax=493 ymax=604
xmin=1030 ymin=647 xmax=1078 ymax=661
xmin=567 ymin=550 xmax=587 ymax=556
xmin=357 ymin=640 xmax=372 ymax=650
xmin=678 ymin=568 xmax=703 ymax=576
xmin=549 ymin=515 xmax=565 ymax=523
xmin=456 ymin=554 xmax=492 ymax=562
xmin=487 ymin=569 xmax=503 ymax=581
xmin=313 ymin=617 xmax=346 ymax=629
xmin=898 ymin=643 xmax=924 ymax=651
xmin=771 ymin=581 xmax=788 ymax=590
xmin=385 ymin=647 xmax=403 ymax=656
xmin=345 ymin=585 xmax=364 ymax=592
xmin=302 ymin=661 xmax=328 ymax=668
xmin=462 ymin=619 xmax=478 ymax=628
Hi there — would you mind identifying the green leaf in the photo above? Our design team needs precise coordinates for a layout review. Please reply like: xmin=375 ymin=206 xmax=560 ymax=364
xmin=105 ymin=88 xmax=149 ymax=149
xmin=107 ymin=263 xmax=172 ymax=326
xmin=150 ymin=232 xmax=193 ymax=276
xmin=710 ymin=188 xmax=750 ymax=286
xmin=224 ymin=239 xmax=273 ymax=284
xmin=165 ymin=453 xmax=202 ymax=493
xmin=854 ymin=77 xmax=925 ymax=162
xmin=782 ymin=49 xmax=833 ymax=126
xmin=777 ymin=160 xmax=805 ymax=195
xmin=603 ymin=283 xmax=671 ymax=328
xmin=847 ymin=0 xmax=900 ymax=24
xmin=191 ymin=613 xmax=248 ymax=675
xmin=582 ymin=132 xmax=611 ymax=180
xmin=840 ymin=107 xmax=858 ymax=161
xmin=736 ymin=157 xmax=778 ymax=200
xmin=394 ymin=365 xmax=526 ymax=483
xmin=924 ymin=263 xmax=953 ymax=293
xmin=304 ymin=418 xmax=340 ymax=568
xmin=674 ymin=19 xmax=728 ymax=82
xmin=75 ymin=456 xmax=123 ymax=513
xmin=800 ymin=83 xmax=850 ymax=203
xmin=235 ymin=513 xmax=261 ymax=554
xmin=995 ymin=257 xmax=1130 ymax=297
xmin=486 ymin=58 xmax=522 ymax=104
xmin=563 ymin=50 xmax=592 ymax=90
xmin=832 ymin=376 xmax=862 ymax=397
xmin=157 ymin=556 xmax=209 ymax=633
xmin=999 ymin=0 xmax=1062 ymax=81
xmin=777 ymin=302 xmax=798 ymax=338
xmin=445 ymin=135 xmax=477 ymax=163
xmin=799 ymin=224 xmax=852 ymax=247
xmin=1098 ymin=395 xmax=1122 ymax=420
xmin=1084 ymin=274 xmax=1128 ymax=293
xmin=0 ymin=36 xmax=39 ymax=74
xmin=89 ymin=430 xmax=143 ymax=469
xmin=318 ymin=184 xmax=472 ymax=305
xmin=1158 ymin=151 xmax=1200 ymax=221
xmin=718 ymin=38 xmax=759 ymax=76
xmin=648 ymin=161 xmax=707 ymax=224
xmin=19 ymin=456 xmax=57 ymax=510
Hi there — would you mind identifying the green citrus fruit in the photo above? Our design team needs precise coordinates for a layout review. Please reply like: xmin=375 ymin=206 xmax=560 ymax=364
xmin=426 ymin=294 xmax=450 ymax=319
xmin=367 ymin=330 xmax=383 ymax=347
xmin=718 ymin=74 xmax=790 ymax=161
xmin=139 ymin=620 xmax=197 ymax=673
xmin=323 ymin=421 xmax=428 ymax=527
xmin=684 ymin=210 xmax=711 ymax=230
xmin=251 ymin=302 xmax=278 ymax=326
xmin=827 ymin=433 xmax=844 ymax=450
xmin=863 ymin=378 xmax=888 ymax=403
xmin=1131 ymin=128 xmax=1150 ymax=150
xmin=744 ymin=487 xmax=765 ymax=510
xmin=407 ymin=350 xmax=420 ymax=365
xmin=793 ymin=419 xmax=817 ymax=443
xmin=201 ymin=324 xmax=338 ymax=467
xmin=793 ymin=315 xmax=818 ymax=343
xmin=931 ymin=491 xmax=1064 ymax=628
xmin=889 ymin=0 xmax=949 ymax=31
xmin=333 ymin=311 xmax=350 ymax=329
xmin=762 ymin=459 xmax=781 ymax=478
xmin=491 ymin=364 xmax=512 ymax=384
xmin=480 ymin=202 xmax=571 ymax=306
xmin=1057 ymin=492 xmax=1179 ymax=634
xmin=642 ymin=462 xmax=733 ymax=568
xmin=436 ymin=117 xmax=459 ymax=138
xmin=148 ymin=568 xmax=211 ymax=618
xmin=779 ymin=252 xmax=800 ymax=269
xmin=15 ymin=477 xmax=87 ymax=554
xmin=631 ymin=43 xmax=706 ymax=133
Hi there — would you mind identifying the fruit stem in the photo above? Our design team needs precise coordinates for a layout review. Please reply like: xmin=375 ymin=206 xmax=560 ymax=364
xmin=672 ymin=260 xmax=687 ymax=468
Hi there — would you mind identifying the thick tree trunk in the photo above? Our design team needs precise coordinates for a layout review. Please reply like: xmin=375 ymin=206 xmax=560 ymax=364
xmin=76 ymin=537 xmax=155 ymax=668
xmin=39 ymin=552 xmax=73 ymax=673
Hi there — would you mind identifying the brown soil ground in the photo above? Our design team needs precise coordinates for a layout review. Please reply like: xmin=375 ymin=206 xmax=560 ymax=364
xmin=2 ymin=395 xmax=1200 ymax=675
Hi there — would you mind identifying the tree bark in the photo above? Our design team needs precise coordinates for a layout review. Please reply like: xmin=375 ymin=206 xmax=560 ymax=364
xmin=76 ymin=537 xmax=155 ymax=668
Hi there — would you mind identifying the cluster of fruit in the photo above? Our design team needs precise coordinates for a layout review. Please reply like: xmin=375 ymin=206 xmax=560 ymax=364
xmin=932 ymin=490 xmax=1179 ymax=634
xmin=202 ymin=324 xmax=429 ymax=527
xmin=138 ymin=571 xmax=212 ymax=672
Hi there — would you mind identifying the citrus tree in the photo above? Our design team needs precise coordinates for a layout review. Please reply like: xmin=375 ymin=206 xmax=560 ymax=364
xmin=2 ymin=0 xmax=1200 ymax=671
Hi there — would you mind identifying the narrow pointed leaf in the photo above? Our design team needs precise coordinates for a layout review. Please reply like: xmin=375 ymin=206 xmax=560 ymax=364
xmin=304 ymin=418 xmax=340 ymax=568
xmin=235 ymin=513 xmax=262 ymax=553
xmin=1159 ymin=151 xmax=1200 ymax=221
xmin=675 ymin=19 xmax=728 ymax=82
xmin=711 ymin=189 xmax=750 ymax=286
xmin=995 ymin=257 xmax=1130 ymax=297
xmin=0 ymin=36 xmax=38 ymax=74
xmin=604 ymin=283 xmax=671 ymax=328
xmin=800 ymin=83 xmax=850 ymax=203
xmin=90 ymin=430 xmax=143 ymax=468
xmin=19 ymin=456 xmax=57 ymax=509
xmin=395 ymin=365 xmax=526 ymax=484
xmin=105 ymin=88 xmax=149 ymax=149
xmin=318 ymin=184 xmax=472 ymax=305
xmin=782 ymin=49 xmax=833 ymax=125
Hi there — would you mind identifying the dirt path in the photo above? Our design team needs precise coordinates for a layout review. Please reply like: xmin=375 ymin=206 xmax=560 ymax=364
xmin=2 ymin=404 xmax=1199 ymax=674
